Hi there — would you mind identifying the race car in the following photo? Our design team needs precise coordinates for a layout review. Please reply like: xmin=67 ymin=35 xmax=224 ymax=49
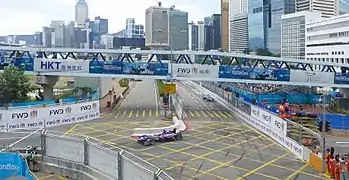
xmin=202 ymin=94 xmax=214 ymax=102
xmin=137 ymin=129 xmax=183 ymax=146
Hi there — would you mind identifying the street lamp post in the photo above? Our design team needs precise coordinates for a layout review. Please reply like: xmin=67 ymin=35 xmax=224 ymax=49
xmin=319 ymin=95 xmax=327 ymax=172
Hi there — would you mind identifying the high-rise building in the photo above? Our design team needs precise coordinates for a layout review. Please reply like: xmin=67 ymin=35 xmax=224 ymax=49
xmin=281 ymin=11 xmax=322 ymax=60
xmin=52 ymin=25 xmax=65 ymax=48
xmin=340 ymin=0 xmax=349 ymax=14
xmin=248 ymin=0 xmax=295 ymax=53
xmin=221 ymin=0 xmax=229 ymax=51
xmin=230 ymin=13 xmax=249 ymax=52
xmin=296 ymin=0 xmax=338 ymax=18
xmin=33 ymin=32 xmax=42 ymax=46
xmin=125 ymin=18 xmax=145 ymax=38
xmin=229 ymin=0 xmax=248 ymax=52
xmin=64 ymin=21 xmax=76 ymax=48
xmin=197 ymin=21 xmax=205 ymax=51
xmin=188 ymin=22 xmax=198 ymax=50
xmin=93 ymin=16 xmax=108 ymax=35
xmin=145 ymin=3 xmax=188 ymax=50
xmin=204 ymin=14 xmax=221 ymax=51
xmin=101 ymin=34 xmax=114 ymax=49
xmin=42 ymin=27 xmax=53 ymax=47
xmin=50 ymin=20 xmax=64 ymax=29
xmin=75 ymin=0 xmax=89 ymax=26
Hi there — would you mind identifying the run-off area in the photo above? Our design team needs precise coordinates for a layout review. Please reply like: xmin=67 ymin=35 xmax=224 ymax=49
xmin=65 ymin=121 xmax=326 ymax=180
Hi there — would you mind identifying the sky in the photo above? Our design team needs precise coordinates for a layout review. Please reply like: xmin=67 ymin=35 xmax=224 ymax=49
xmin=0 ymin=0 xmax=220 ymax=36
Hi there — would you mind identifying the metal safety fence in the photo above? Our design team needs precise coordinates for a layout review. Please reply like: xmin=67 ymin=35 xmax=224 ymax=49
xmin=1 ymin=129 xmax=173 ymax=180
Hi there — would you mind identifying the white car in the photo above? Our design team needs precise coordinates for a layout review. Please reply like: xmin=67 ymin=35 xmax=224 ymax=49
xmin=202 ymin=94 xmax=214 ymax=102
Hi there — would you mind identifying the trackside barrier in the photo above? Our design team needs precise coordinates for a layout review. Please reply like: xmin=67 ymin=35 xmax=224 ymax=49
xmin=195 ymin=81 xmax=325 ymax=172
xmin=0 ymin=100 xmax=100 ymax=132
xmin=2 ymin=130 xmax=174 ymax=180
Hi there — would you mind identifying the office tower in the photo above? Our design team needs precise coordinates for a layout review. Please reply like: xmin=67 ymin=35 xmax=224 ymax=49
xmin=248 ymin=0 xmax=295 ymax=53
xmin=52 ymin=25 xmax=65 ymax=47
xmin=125 ymin=18 xmax=145 ymax=38
xmin=340 ymin=0 xmax=349 ymax=14
xmin=296 ymin=0 xmax=338 ymax=18
xmin=101 ymin=34 xmax=114 ymax=49
xmin=93 ymin=16 xmax=109 ymax=35
xmin=75 ymin=0 xmax=89 ymax=25
xmin=42 ymin=27 xmax=53 ymax=47
xmin=50 ymin=20 xmax=64 ymax=29
xmin=188 ymin=22 xmax=198 ymax=50
xmin=33 ymin=32 xmax=42 ymax=46
xmin=229 ymin=0 xmax=248 ymax=52
xmin=64 ymin=22 xmax=76 ymax=48
xmin=230 ymin=13 xmax=249 ymax=52
xmin=145 ymin=3 xmax=188 ymax=50
xmin=281 ymin=11 xmax=322 ymax=59
xmin=221 ymin=0 xmax=229 ymax=51
xmin=197 ymin=21 xmax=205 ymax=51
xmin=204 ymin=14 xmax=222 ymax=51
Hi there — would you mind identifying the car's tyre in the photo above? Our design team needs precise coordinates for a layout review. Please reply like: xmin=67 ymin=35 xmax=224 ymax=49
xmin=175 ymin=132 xmax=183 ymax=140
xmin=149 ymin=139 xmax=156 ymax=146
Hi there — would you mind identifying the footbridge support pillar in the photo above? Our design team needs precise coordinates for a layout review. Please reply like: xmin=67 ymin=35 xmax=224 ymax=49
xmin=35 ymin=75 xmax=60 ymax=100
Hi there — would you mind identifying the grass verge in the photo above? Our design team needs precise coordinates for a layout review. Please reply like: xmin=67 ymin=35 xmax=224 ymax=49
xmin=157 ymin=80 xmax=165 ymax=97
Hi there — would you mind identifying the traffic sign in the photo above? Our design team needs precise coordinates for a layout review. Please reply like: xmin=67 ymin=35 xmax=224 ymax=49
xmin=164 ymin=84 xmax=176 ymax=94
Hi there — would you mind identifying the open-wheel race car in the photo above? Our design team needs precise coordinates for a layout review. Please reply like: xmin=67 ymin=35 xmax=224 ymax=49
xmin=137 ymin=128 xmax=183 ymax=146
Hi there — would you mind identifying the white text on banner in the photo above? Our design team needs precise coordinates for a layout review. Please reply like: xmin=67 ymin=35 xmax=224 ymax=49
xmin=172 ymin=64 xmax=219 ymax=78
xmin=290 ymin=70 xmax=334 ymax=84
xmin=250 ymin=105 xmax=287 ymax=136
xmin=34 ymin=58 xmax=89 ymax=73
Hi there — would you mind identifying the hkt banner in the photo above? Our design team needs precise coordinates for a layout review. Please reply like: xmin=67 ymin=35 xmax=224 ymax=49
xmin=218 ymin=67 xmax=290 ymax=81
xmin=172 ymin=64 xmax=219 ymax=78
xmin=34 ymin=58 xmax=89 ymax=73
xmin=89 ymin=61 xmax=168 ymax=76
xmin=250 ymin=105 xmax=287 ymax=136
xmin=0 ymin=101 xmax=100 ymax=131
xmin=290 ymin=70 xmax=334 ymax=84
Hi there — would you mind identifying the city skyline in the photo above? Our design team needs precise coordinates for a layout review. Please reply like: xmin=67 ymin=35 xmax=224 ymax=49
xmin=0 ymin=0 xmax=220 ymax=36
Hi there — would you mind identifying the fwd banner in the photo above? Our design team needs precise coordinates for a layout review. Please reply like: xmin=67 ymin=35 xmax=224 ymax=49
xmin=172 ymin=64 xmax=219 ymax=79
xmin=250 ymin=105 xmax=287 ymax=136
xmin=290 ymin=70 xmax=334 ymax=84
xmin=0 ymin=101 xmax=100 ymax=131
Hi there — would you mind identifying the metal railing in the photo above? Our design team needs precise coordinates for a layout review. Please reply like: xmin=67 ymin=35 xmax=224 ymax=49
xmin=1 ymin=129 xmax=174 ymax=180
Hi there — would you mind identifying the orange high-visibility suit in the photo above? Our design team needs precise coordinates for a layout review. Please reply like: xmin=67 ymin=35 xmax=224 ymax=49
xmin=326 ymin=152 xmax=331 ymax=174
xmin=346 ymin=157 xmax=349 ymax=175
xmin=334 ymin=161 xmax=343 ymax=180
xmin=329 ymin=158 xmax=335 ymax=178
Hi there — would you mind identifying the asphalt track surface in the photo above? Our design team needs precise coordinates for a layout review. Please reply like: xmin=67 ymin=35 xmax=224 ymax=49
xmin=0 ymin=80 xmax=327 ymax=180
xmin=62 ymin=81 xmax=327 ymax=180
xmin=112 ymin=79 xmax=161 ymax=121
xmin=177 ymin=81 xmax=234 ymax=121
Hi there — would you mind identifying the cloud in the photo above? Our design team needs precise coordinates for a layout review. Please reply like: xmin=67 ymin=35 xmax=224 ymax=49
xmin=0 ymin=0 xmax=220 ymax=35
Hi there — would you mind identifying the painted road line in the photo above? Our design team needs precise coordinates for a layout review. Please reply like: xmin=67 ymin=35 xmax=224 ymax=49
xmin=212 ymin=111 xmax=221 ymax=118
xmin=201 ymin=111 xmax=208 ymax=117
xmin=218 ymin=111 xmax=227 ymax=118
xmin=64 ymin=124 xmax=79 ymax=135
xmin=142 ymin=110 xmax=146 ymax=117
xmin=155 ymin=110 xmax=159 ymax=116
xmin=135 ymin=110 xmax=139 ymax=117
xmin=188 ymin=110 xmax=195 ymax=117
xmin=149 ymin=110 xmax=152 ymax=117
xmin=224 ymin=111 xmax=232 ymax=118
xmin=122 ymin=110 xmax=127 ymax=117
xmin=207 ymin=111 xmax=214 ymax=117
xmin=114 ymin=111 xmax=120 ymax=118
xmin=128 ymin=111 xmax=133 ymax=118
xmin=194 ymin=111 xmax=201 ymax=117
xmin=183 ymin=111 xmax=187 ymax=116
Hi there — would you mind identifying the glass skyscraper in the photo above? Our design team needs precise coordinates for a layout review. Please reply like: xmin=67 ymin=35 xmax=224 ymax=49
xmin=340 ymin=0 xmax=349 ymax=14
xmin=248 ymin=0 xmax=295 ymax=53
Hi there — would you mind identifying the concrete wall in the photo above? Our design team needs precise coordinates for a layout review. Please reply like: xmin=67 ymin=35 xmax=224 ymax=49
xmin=74 ymin=77 xmax=122 ymax=99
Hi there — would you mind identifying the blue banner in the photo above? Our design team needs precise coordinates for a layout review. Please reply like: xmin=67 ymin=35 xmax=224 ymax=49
xmin=0 ymin=153 xmax=33 ymax=179
xmin=334 ymin=73 xmax=349 ymax=84
xmin=219 ymin=67 xmax=290 ymax=81
xmin=89 ymin=61 xmax=169 ymax=76
xmin=14 ymin=58 xmax=34 ymax=71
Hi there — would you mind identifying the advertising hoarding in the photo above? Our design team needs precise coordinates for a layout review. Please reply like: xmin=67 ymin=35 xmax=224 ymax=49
xmin=34 ymin=58 xmax=89 ymax=73
xmin=172 ymin=64 xmax=219 ymax=78
xmin=219 ymin=67 xmax=290 ymax=81
xmin=290 ymin=70 xmax=334 ymax=84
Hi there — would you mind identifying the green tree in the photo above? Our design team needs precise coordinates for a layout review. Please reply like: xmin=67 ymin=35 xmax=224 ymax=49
xmin=0 ymin=65 xmax=36 ymax=105
xmin=242 ymin=49 xmax=251 ymax=55
xmin=255 ymin=48 xmax=273 ymax=56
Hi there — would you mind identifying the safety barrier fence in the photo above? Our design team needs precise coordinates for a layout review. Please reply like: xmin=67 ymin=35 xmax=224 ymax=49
xmin=1 ymin=129 xmax=173 ymax=180
xmin=201 ymin=82 xmax=326 ymax=173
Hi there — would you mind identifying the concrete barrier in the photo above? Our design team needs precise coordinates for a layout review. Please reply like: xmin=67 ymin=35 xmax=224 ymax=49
xmin=41 ymin=156 xmax=113 ymax=180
